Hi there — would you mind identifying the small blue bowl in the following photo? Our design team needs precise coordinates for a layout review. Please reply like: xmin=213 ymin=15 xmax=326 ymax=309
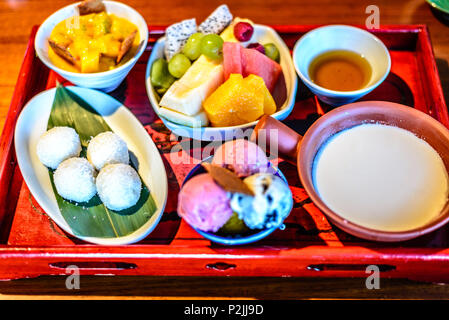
xmin=181 ymin=157 xmax=293 ymax=245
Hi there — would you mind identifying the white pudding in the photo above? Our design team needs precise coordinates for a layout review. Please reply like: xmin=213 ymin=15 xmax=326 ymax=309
xmin=313 ymin=124 xmax=449 ymax=232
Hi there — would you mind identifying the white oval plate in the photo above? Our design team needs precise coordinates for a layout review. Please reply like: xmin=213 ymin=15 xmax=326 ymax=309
xmin=145 ymin=24 xmax=298 ymax=141
xmin=14 ymin=86 xmax=168 ymax=245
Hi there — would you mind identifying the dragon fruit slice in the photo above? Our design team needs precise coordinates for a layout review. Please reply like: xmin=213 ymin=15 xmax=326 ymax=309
xmin=198 ymin=5 xmax=233 ymax=35
xmin=164 ymin=18 xmax=197 ymax=60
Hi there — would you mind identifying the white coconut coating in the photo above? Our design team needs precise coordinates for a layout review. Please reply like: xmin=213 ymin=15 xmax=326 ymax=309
xmin=36 ymin=126 xmax=82 ymax=170
xmin=96 ymin=163 xmax=141 ymax=211
xmin=87 ymin=131 xmax=129 ymax=171
xmin=53 ymin=157 xmax=97 ymax=203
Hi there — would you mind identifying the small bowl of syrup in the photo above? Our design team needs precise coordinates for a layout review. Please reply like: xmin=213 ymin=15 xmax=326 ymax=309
xmin=292 ymin=25 xmax=391 ymax=106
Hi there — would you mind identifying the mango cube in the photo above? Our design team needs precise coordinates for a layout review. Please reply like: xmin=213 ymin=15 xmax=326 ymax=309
xmin=203 ymin=74 xmax=276 ymax=127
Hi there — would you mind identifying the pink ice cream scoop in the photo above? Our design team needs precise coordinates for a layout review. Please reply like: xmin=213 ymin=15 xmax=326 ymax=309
xmin=178 ymin=173 xmax=233 ymax=232
xmin=212 ymin=139 xmax=269 ymax=177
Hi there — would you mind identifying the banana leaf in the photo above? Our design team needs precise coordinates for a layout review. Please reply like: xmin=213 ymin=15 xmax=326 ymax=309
xmin=47 ymin=84 xmax=157 ymax=238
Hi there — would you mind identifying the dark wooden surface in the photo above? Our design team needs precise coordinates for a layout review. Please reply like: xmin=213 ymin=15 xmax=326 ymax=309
xmin=2 ymin=276 xmax=449 ymax=299
xmin=2 ymin=0 xmax=449 ymax=299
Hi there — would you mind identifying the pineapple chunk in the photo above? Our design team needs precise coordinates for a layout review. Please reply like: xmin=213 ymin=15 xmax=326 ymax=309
xmin=93 ymin=12 xmax=112 ymax=37
xmin=92 ymin=34 xmax=120 ymax=58
xmin=68 ymin=37 xmax=90 ymax=59
xmin=51 ymin=32 xmax=72 ymax=48
xmin=110 ymin=15 xmax=137 ymax=40
xmin=81 ymin=50 xmax=100 ymax=73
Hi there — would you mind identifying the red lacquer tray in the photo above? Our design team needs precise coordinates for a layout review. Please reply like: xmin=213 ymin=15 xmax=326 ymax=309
xmin=1 ymin=25 xmax=448 ymax=282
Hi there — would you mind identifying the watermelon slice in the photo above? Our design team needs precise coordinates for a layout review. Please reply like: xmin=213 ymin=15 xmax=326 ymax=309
xmin=223 ymin=42 xmax=243 ymax=80
xmin=241 ymin=48 xmax=282 ymax=92
xmin=222 ymin=42 xmax=282 ymax=92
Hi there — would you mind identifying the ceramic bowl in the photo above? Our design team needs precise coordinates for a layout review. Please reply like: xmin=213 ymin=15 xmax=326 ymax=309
xmin=252 ymin=101 xmax=449 ymax=242
xmin=145 ymin=24 xmax=298 ymax=141
xmin=427 ymin=0 xmax=449 ymax=15
xmin=292 ymin=25 xmax=391 ymax=106
xmin=181 ymin=157 xmax=293 ymax=245
xmin=35 ymin=1 xmax=148 ymax=92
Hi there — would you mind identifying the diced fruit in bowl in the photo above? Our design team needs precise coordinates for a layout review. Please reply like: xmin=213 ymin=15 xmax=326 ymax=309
xmin=47 ymin=4 xmax=140 ymax=74
xmin=203 ymin=74 xmax=276 ymax=127
xmin=147 ymin=5 xmax=296 ymax=133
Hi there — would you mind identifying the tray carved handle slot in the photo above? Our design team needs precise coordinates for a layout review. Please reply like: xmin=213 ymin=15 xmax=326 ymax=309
xmin=49 ymin=261 xmax=138 ymax=271
xmin=206 ymin=262 xmax=237 ymax=271
xmin=307 ymin=264 xmax=396 ymax=272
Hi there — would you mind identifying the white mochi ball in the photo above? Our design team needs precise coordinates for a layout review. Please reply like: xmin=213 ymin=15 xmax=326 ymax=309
xmin=87 ymin=131 xmax=129 ymax=171
xmin=53 ymin=157 xmax=97 ymax=203
xmin=36 ymin=126 xmax=82 ymax=170
xmin=96 ymin=163 xmax=141 ymax=211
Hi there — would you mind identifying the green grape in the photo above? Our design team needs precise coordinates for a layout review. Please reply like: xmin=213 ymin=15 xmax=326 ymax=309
xmin=264 ymin=43 xmax=280 ymax=63
xmin=200 ymin=34 xmax=224 ymax=60
xmin=182 ymin=33 xmax=204 ymax=61
xmin=168 ymin=53 xmax=191 ymax=78
xmin=151 ymin=58 xmax=175 ymax=90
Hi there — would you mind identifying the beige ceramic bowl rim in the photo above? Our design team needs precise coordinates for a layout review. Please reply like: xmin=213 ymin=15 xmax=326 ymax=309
xmin=35 ymin=0 xmax=148 ymax=78
xmin=298 ymin=101 xmax=449 ymax=242
xmin=292 ymin=24 xmax=392 ymax=96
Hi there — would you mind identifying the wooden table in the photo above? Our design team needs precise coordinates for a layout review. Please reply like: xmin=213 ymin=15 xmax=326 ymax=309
xmin=2 ymin=0 xmax=449 ymax=299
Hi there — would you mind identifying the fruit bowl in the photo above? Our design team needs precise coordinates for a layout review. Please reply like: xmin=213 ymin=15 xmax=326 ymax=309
xmin=145 ymin=24 xmax=298 ymax=141
xmin=181 ymin=157 xmax=293 ymax=245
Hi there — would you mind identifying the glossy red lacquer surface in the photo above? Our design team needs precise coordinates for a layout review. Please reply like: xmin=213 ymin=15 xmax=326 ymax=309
xmin=0 ymin=25 xmax=448 ymax=281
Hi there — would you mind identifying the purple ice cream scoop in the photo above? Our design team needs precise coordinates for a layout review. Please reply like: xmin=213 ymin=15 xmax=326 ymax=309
xmin=177 ymin=173 xmax=233 ymax=232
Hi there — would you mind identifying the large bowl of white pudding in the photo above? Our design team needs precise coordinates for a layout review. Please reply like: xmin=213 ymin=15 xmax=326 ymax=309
xmin=252 ymin=101 xmax=449 ymax=242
